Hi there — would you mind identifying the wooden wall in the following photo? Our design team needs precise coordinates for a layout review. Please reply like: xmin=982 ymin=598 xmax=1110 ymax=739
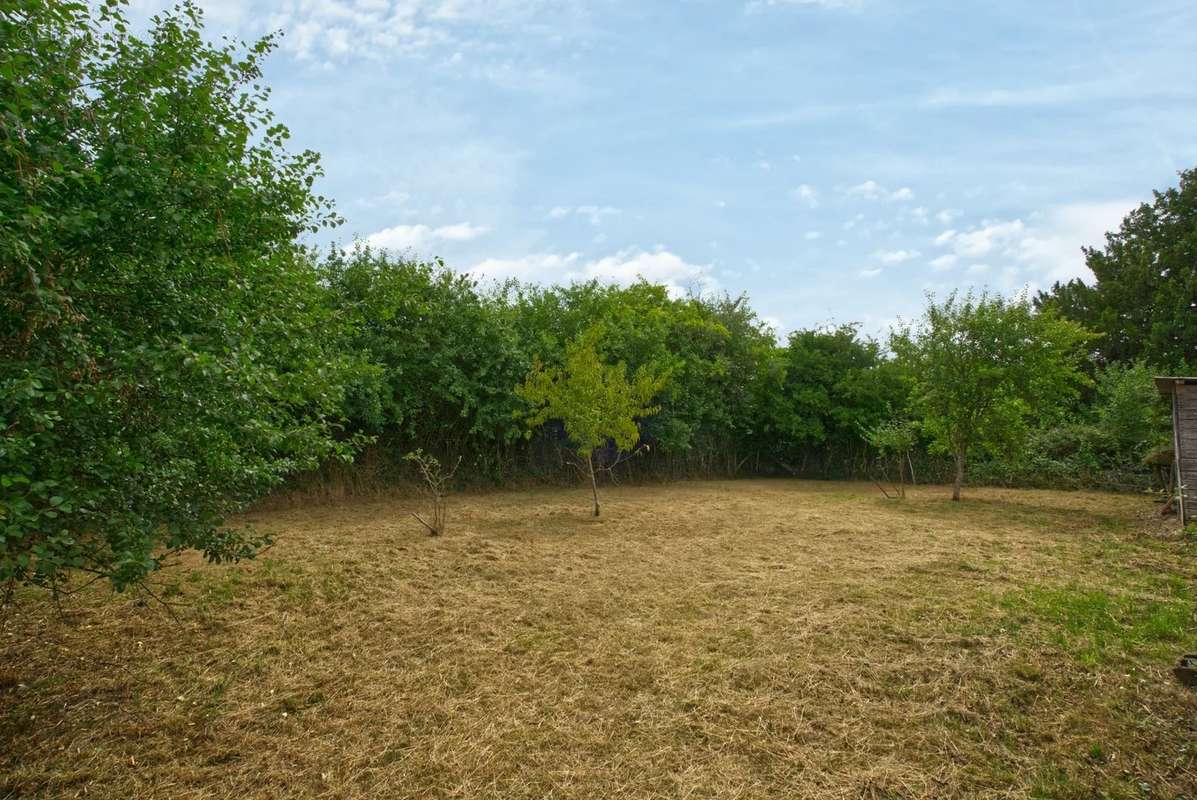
xmin=1178 ymin=384 xmax=1197 ymax=524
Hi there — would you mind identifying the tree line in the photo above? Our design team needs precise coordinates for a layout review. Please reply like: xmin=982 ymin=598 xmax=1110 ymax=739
xmin=2 ymin=0 xmax=1192 ymax=594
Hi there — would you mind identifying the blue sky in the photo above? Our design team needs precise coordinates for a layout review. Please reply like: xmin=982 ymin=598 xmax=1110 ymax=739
xmin=146 ymin=0 xmax=1197 ymax=337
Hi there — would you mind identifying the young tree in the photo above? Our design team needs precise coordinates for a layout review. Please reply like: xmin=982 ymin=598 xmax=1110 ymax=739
xmin=1 ymin=1 xmax=353 ymax=596
xmin=891 ymin=292 xmax=1093 ymax=500
xmin=863 ymin=419 xmax=918 ymax=498
xmin=516 ymin=327 xmax=666 ymax=516
xmin=403 ymin=450 xmax=461 ymax=536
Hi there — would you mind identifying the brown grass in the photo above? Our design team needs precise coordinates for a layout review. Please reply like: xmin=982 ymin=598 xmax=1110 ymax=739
xmin=3 ymin=480 xmax=1196 ymax=799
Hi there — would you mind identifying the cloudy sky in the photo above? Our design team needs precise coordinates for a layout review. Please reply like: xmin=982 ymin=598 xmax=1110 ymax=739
xmin=139 ymin=0 xmax=1197 ymax=336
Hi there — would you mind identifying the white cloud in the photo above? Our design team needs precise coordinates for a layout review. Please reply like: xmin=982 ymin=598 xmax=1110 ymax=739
xmin=845 ymin=180 xmax=915 ymax=203
xmin=546 ymin=205 xmax=622 ymax=225
xmin=747 ymin=0 xmax=863 ymax=12
xmin=929 ymin=254 xmax=957 ymax=271
xmin=935 ymin=220 xmax=1026 ymax=259
xmin=805 ymin=231 xmax=822 ymax=240
xmin=921 ymin=84 xmax=1088 ymax=109
xmin=935 ymin=208 xmax=962 ymax=225
xmin=792 ymin=184 xmax=820 ymax=208
xmin=468 ymin=247 xmax=719 ymax=298
xmin=931 ymin=200 xmax=1134 ymax=285
xmin=859 ymin=267 xmax=883 ymax=278
xmin=434 ymin=222 xmax=490 ymax=241
xmin=875 ymin=249 xmax=919 ymax=264
xmin=1012 ymin=202 xmax=1130 ymax=283
xmin=355 ymin=189 xmax=412 ymax=210
xmin=218 ymin=0 xmax=590 ymax=88
xmin=366 ymin=221 xmax=490 ymax=250
xmin=468 ymin=252 xmax=581 ymax=282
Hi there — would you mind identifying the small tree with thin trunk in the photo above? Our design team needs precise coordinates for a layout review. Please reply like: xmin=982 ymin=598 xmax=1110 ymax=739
xmin=403 ymin=449 xmax=460 ymax=535
xmin=516 ymin=327 xmax=665 ymax=517
xmin=864 ymin=418 xmax=918 ymax=498
xmin=890 ymin=291 xmax=1093 ymax=501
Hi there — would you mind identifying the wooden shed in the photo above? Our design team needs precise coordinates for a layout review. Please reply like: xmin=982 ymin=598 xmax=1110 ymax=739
xmin=1156 ymin=377 xmax=1197 ymax=524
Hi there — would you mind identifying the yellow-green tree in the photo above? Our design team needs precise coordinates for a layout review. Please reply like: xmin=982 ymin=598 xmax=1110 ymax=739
xmin=517 ymin=327 xmax=666 ymax=516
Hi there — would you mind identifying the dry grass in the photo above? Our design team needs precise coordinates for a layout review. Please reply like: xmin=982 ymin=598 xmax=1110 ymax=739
xmin=3 ymin=480 xmax=1196 ymax=799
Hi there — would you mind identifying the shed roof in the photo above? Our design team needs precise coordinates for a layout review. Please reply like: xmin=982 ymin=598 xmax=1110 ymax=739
xmin=1155 ymin=376 xmax=1197 ymax=395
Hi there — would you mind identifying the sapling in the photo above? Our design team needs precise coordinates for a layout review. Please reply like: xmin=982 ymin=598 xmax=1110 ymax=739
xmin=516 ymin=327 xmax=666 ymax=517
xmin=864 ymin=419 xmax=918 ymax=499
xmin=404 ymin=450 xmax=461 ymax=535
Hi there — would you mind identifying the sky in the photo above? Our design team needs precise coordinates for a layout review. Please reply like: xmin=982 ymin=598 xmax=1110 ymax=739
xmin=135 ymin=0 xmax=1197 ymax=337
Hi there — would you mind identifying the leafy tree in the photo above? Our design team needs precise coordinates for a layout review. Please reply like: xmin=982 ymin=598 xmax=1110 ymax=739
xmin=891 ymin=292 xmax=1093 ymax=500
xmin=1 ymin=0 xmax=352 ymax=595
xmin=516 ymin=327 xmax=666 ymax=516
xmin=1036 ymin=167 xmax=1197 ymax=369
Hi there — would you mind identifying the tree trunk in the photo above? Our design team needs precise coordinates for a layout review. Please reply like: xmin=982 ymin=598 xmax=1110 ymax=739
xmin=588 ymin=453 xmax=600 ymax=517
xmin=952 ymin=446 xmax=965 ymax=501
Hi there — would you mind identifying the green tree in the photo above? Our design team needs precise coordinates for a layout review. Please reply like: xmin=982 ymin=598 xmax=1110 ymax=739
xmin=891 ymin=292 xmax=1093 ymax=500
xmin=1 ymin=0 xmax=352 ymax=595
xmin=1036 ymin=167 xmax=1197 ymax=369
xmin=516 ymin=327 xmax=666 ymax=516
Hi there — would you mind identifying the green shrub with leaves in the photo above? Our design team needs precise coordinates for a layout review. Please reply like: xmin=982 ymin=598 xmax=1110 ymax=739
xmin=1 ymin=0 xmax=355 ymax=595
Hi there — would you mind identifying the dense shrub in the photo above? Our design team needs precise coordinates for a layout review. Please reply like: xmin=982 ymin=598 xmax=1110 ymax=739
xmin=1 ymin=1 xmax=355 ymax=592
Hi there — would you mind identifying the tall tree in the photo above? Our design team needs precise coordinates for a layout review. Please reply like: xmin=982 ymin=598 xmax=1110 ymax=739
xmin=891 ymin=292 xmax=1093 ymax=500
xmin=516 ymin=327 xmax=665 ymax=516
xmin=1036 ymin=168 xmax=1197 ymax=369
xmin=1 ymin=1 xmax=351 ymax=594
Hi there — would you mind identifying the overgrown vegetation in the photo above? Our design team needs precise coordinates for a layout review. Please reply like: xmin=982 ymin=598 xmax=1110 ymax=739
xmin=2 ymin=0 xmax=1190 ymax=594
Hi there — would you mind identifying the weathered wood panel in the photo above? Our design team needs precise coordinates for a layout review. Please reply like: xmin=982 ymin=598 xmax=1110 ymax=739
xmin=1178 ymin=385 xmax=1197 ymax=523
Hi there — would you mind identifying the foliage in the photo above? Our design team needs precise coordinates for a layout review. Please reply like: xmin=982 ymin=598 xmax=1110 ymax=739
xmin=517 ymin=326 xmax=665 ymax=458
xmin=968 ymin=360 xmax=1168 ymax=490
xmin=891 ymin=292 xmax=1095 ymax=500
xmin=1036 ymin=168 xmax=1197 ymax=370
xmin=0 ymin=0 xmax=353 ymax=593
xmin=1089 ymin=360 xmax=1169 ymax=463
xmin=322 ymin=246 xmax=528 ymax=477
xmin=863 ymin=418 xmax=919 ymax=497
xmin=768 ymin=325 xmax=908 ymax=475
xmin=516 ymin=326 xmax=666 ymax=515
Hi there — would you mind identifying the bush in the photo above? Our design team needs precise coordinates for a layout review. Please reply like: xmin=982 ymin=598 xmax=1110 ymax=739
xmin=1 ymin=1 xmax=354 ymax=593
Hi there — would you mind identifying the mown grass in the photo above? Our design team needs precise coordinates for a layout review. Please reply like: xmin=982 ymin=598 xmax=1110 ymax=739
xmin=999 ymin=580 xmax=1195 ymax=666
xmin=2 ymin=481 xmax=1195 ymax=799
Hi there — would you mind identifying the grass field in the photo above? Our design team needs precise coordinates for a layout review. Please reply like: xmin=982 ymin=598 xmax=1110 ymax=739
xmin=2 ymin=480 xmax=1196 ymax=799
